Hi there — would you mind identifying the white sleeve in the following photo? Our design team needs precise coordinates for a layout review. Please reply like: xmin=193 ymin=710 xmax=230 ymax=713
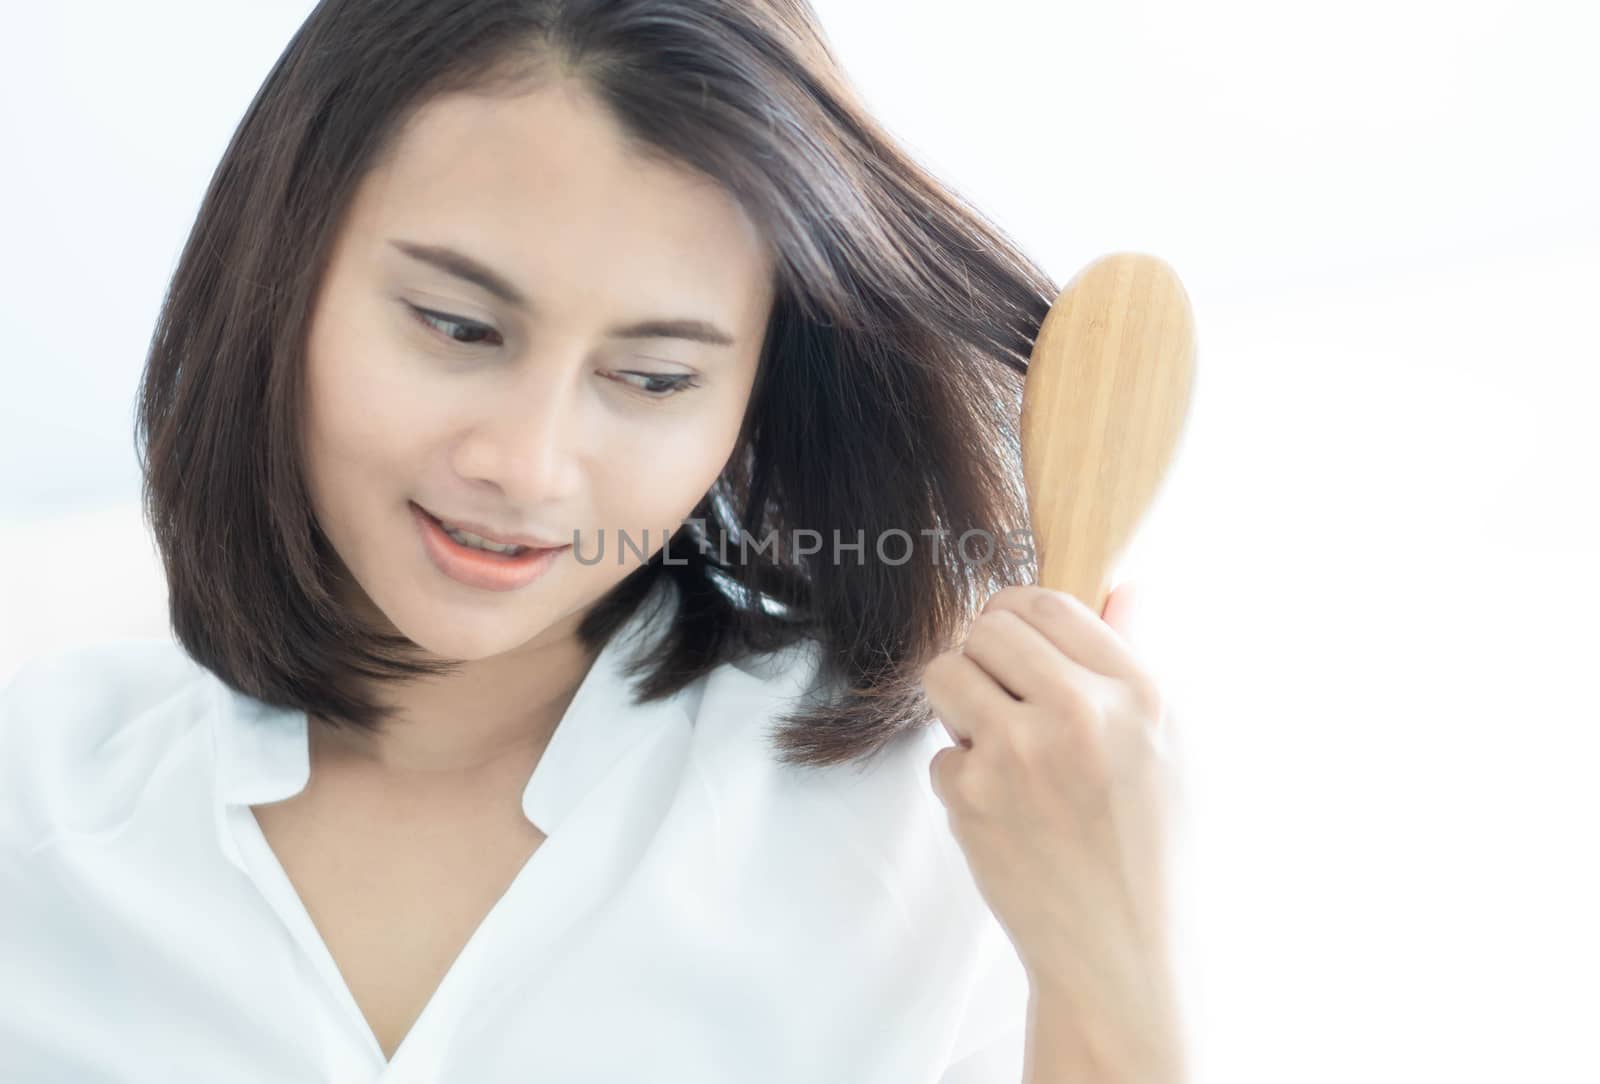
xmin=936 ymin=1028 xmax=1027 ymax=1084
xmin=936 ymin=909 xmax=1031 ymax=1083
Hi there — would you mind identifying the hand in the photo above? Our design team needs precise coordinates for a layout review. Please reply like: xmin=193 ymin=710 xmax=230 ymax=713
xmin=922 ymin=582 xmax=1184 ymax=1076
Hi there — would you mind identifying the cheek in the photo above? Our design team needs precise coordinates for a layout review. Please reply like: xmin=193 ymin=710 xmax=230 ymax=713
xmin=306 ymin=342 xmax=429 ymax=472
xmin=590 ymin=406 xmax=741 ymax=530
xmin=305 ymin=273 xmax=442 ymax=444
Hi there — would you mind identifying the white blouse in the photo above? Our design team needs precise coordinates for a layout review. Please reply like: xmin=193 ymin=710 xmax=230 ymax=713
xmin=0 ymin=592 xmax=1031 ymax=1083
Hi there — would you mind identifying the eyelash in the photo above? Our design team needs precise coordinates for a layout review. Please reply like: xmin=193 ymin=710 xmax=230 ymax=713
xmin=406 ymin=305 xmax=702 ymax=399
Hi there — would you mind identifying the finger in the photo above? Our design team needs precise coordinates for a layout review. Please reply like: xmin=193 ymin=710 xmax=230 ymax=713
xmin=1100 ymin=581 xmax=1138 ymax=645
xmin=922 ymin=648 xmax=1019 ymax=747
xmin=982 ymin=584 xmax=1147 ymax=686
xmin=960 ymin=606 xmax=1101 ymax=713
xmin=927 ymin=741 xmax=964 ymax=808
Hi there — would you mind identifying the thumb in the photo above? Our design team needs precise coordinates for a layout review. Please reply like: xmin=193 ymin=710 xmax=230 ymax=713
xmin=1100 ymin=580 xmax=1139 ymax=643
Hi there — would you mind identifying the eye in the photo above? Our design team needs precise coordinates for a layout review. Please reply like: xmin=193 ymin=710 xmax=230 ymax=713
xmin=611 ymin=371 xmax=702 ymax=399
xmin=407 ymin=303 xmax=699 ymax=399
xmin=408 ymin=304 xmax=502 ymax=348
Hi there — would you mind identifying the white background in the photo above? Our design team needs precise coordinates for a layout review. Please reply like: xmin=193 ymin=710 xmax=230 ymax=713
xmin=2 ymin=1 xmax=1597 ymax=1080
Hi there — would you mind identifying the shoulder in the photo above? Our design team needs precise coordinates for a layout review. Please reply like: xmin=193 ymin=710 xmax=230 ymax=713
xmin=690 ymin=631 xmax=995 ymax=920
xmin=0 ymin=638 xmax=215 ymax=848
xmin=714 ymin=633 xmax=831 ymax=715
xmin=686 ymin=636 xmax=1031 ymax=1063
xmin=692 ymin=631 xmax=962 ymax=854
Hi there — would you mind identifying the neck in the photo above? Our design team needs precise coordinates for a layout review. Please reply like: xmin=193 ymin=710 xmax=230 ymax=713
xmin=313 ymin=615 xmax=600 ymax=784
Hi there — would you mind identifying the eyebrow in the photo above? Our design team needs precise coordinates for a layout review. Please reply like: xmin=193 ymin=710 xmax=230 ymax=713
xmin=388 ymin=239 xmax=738 ymax=347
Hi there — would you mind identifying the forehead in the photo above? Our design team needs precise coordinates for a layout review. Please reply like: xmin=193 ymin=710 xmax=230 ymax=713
xmin=340 ymin=83 xmax=775 ymax=327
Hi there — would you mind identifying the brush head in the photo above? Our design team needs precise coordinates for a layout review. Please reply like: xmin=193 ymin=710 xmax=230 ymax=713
xmin=1020 ymin=252 xmax=1197 ymax=614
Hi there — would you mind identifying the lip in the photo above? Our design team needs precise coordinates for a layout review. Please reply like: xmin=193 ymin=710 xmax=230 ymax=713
xmin=412 ymin=503 xmax=568 ymax=592
xmin=412 ymin=502 xmax=570 ymax=550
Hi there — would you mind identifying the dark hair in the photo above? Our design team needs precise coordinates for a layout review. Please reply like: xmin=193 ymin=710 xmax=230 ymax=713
xmin=135 ymin=0 xmax=1058 ymax=773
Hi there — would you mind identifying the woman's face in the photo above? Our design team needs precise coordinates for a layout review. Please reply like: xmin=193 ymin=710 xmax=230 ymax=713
xmin=301 ymin=81 xmax=776 ymax=661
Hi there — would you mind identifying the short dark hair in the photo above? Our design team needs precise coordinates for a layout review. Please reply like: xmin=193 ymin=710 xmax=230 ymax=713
xmin=134 ymin=0 xmax=1056 ymax=773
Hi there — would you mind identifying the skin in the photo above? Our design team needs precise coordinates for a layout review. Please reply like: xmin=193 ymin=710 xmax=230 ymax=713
xmin=924 ymin=583 xmax=1188 ymax=1082
xmin=250 ymin=78 xmax=776 ymax=1060
xmin=302 ymin=76 xmax=776 ymax=770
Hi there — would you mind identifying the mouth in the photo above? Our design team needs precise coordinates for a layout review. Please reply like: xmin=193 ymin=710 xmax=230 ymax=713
xmin=412 ymin=502 xmax=569 ymax=553
xmin=412 ymin=502 xmax=569 ymax=591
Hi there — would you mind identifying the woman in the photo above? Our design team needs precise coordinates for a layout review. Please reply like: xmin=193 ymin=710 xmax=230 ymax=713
xmin=0 ymin=1 xmax=1184 ymax=1081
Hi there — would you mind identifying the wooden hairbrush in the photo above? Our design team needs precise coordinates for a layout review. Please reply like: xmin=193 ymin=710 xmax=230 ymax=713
xmin=1020 ymin=252 xmax=1197 ymax=615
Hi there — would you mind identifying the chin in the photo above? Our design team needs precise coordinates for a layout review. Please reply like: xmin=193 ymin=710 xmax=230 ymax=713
xmin=397 ymin=603 xmax=564 ymax=663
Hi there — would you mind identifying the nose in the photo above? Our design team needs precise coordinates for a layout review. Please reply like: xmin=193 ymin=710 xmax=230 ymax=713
xmin=452 ymin=363 xmax=586 ymax=507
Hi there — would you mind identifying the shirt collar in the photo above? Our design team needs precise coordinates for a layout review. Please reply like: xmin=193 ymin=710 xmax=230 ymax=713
xmin=207 ymin=581 xmax=689 ymax=848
